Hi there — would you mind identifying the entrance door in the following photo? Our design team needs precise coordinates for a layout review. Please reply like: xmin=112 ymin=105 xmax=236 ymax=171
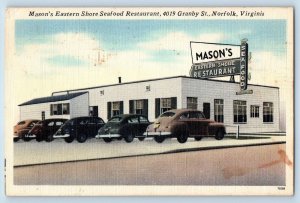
xmin=89 ymin=106 xmax=99 ymax=117
xmin=203 ymin=103 xmax=210 ymax=119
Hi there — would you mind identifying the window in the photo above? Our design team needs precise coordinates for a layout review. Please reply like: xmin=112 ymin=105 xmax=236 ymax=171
xmin=263 ymin=102 xmax=273 ymax=123
xmin=47 ymin=121 xmax=55 ymax=126
xmin=187 ymin=97 xmax=198 ymax=109
xmin=134 ymin=100 xmax=144 ymax=114
xmin=89 ymin=106 xmax=98 ymax=117
xmin=112 ymin=101 xmax=121 ymax=116
xmin=62 ymin=104 xmax=69 ymax=115
xmin=146 ymin=85 xmax=151 ymax=92
xmin=250 ymin=105 xmax=259 ymax=118
xmin=161 ymin=98 xmax=172 ymax=114
xmin=100 ymin=90 xmax=104 ymax=96
xmin=214 ymin=99 xmax=224 ymax=122
xmin=51 ymin=103 xmax=69 ymax=115
xmin=233 ymin=100 xmax=247 ymax=123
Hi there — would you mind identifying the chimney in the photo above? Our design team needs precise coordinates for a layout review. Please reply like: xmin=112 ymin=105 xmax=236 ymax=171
xmin=118 ymin=77 xmax=122 ymax=84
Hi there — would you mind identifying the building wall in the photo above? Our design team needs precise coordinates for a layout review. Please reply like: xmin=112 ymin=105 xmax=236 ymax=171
xmin=19 ymin=101 xmax=71 ymax=121
xmin=60 ymin=78 xmax=182 ymax=122
xmin=70 ymin=93 xmax=89 ymax=118
xmin=181 ymin=78 xmax=280 ymax=133
xmin=19 ymin=93 xmax=89 ymax=121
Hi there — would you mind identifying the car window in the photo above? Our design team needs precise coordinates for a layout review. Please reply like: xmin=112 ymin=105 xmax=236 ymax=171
xmin=128 ymin=117 xmax=139 ymax=124
xmin=139 ymin=116 xmax=149 ymax=123
xmin=47 ymin=121 xmax=55 ymax=126
xmin=179 ymin=113 xmax=189 ymax=119
xmin=109 ymin=117 xmax=122 ymax=123
xmin=198 ymin=112 xmax=206 ymax=119
xmin=17 ymin=121 xmax=26 ymax=125
xmin=56 ymin=121 xmax=64 ymax=126
xmin=189 ymin=112 xmax=199 ymax=119
xmin=88 ymin=118 xmax=96 ymax=124
xmin=79 ymin=119 xmax=88 ymax=125
xmin=160 ymin=112 xmax=176 ymax=118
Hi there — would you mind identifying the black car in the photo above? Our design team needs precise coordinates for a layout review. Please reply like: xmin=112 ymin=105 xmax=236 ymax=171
xmin=96 ymin=114 xmax=150 ymax=143
xmin=54 ymin=116 xmax=105 ymax=143
xmin=24 ymin=119 xmax=67 ymax=142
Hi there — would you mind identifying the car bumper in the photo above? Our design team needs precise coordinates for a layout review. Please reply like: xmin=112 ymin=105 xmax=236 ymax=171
xmin=53 ymin=133 xmax=70 ymax=138
xmin=95 ymin=134 xmax=122 ymax=138
xmin=143 ymin=131 xmax=172 ymax=137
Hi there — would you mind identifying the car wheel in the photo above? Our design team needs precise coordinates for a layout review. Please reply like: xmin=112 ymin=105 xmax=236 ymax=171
xmin=64 ymin=136 xmax=74 ymax=143
xmin=194 ymin=136 xmax=203 ymax=141
xmin=13 ymin=137 xmax=20 ymax=142
xmin=154 ymin=136 xmax=165 ymax=143
xmin=124 ymin=132 xmax=134 ymax=143
xmin=36 ymin=137 xmax=43 ymax=142
xmin=215 ymin=129 xmax=225 ymax=140
xmin=77 ymin=133 xmax=88 ymax=143
xmin=177 ymin=131 xmax=188 ymax=144
xmin=23 ymin=137 xmax=30 ymax=142
xmin=103 ymin=138 xmax=112 ymax=143
xmin=138 ymin=137 xmax=145 ymax=141
xmin=45 ymin=135 xmax=54 ymax=142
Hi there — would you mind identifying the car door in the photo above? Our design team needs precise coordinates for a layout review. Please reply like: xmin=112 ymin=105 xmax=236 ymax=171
xmin=127 ymin=116 xmax=139 ymax=136
xmin=54 ymin=120 xmax=64 ymax=134
xmin=178 ymin=112 xmax=197 ymax=135
xmin=87 ymin=117 xmax=99 ymax=137
xmin=138 ymin=115 xmax=150 ymax=136
xmin=194 ymin=111 xmax=209 ymax=135
xmin=45 ymin=120 xmax=55 ymax=137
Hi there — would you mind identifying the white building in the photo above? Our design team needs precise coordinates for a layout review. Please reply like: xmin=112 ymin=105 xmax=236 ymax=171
xmin=19 ymin=76 xmax=280 ymax=133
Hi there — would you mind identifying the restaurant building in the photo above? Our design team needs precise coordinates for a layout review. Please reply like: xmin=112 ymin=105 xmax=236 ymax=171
xmin=19 ymin=76 xmax=279 ymax=133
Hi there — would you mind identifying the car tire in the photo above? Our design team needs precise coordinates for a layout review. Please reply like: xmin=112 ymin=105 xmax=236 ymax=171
xmin=64 ymin=136 xmax=74 ymax=143
xmin=138 ymin=137 xmax=145 ymax=141
xmin=36 ymin=137 xmax=43 ymax=142
xmin=215 ymin=129 xmax=225 ymax=140
xmin=154 ymin=136 xmax=165 ymax=143
xmin=103 ymin=138 xmax=112 ymax=143
xmin=124 ymin=132 xmax=134 ymax=143
xmin=177 ymin=131 xmax=188 ymax=144
xmin=14 ymin=137 xmax=20 ymax=142
xmin=45 ymin=135 xmax=54 ymax=142
xmin=77 ymin=133 xmax=88 ymax=143
xmin=194 ymin=136 xmax=203 ymax=141
xmin=23 ymin=137 xmax=30 ymax=142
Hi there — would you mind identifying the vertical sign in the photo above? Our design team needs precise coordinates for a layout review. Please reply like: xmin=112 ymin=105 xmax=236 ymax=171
xmin=240 ymin=40 xmax=248 ymax=90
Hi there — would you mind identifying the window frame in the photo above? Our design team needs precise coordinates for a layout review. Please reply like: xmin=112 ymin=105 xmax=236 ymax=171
xmin=233 ymin=100 xmax=247 ymax=124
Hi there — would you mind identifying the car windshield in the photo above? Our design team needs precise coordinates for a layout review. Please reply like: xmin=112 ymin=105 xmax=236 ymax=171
xmin=160 ymin=112 xmax=176 ymax=118
xmin=108 ymin=117 xmax=122 ymax=123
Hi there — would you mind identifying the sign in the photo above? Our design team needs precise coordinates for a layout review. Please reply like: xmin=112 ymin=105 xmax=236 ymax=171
xmin=190 ymin=58 xmax=240 ymax=78
xmin=190 ymin=41 xmax=240 ymax=64
xmin=240 ymin=40 xmax=248 ymax=90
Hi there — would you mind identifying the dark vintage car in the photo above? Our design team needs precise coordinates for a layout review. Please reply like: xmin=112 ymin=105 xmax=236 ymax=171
xmin=96 ymin=114 xmax=150 ymax=143
xmin=143 ymin=109 xmax=226 ymax=143
xmin=24 ymin=119 xmax=67 ymax=142
xmin=13 ymin=119 xmax=40 ymax=142
xmin=54 ymin=116 xmax=105 ymax=143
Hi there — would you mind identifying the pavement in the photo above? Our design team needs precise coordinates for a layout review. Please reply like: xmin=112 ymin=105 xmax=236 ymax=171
xmin=14 ymin=134 xmax=286 ymax=166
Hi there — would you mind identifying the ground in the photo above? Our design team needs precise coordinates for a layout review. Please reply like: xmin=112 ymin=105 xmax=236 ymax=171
xmin=13 ymin=135 xmax=288 ymax=185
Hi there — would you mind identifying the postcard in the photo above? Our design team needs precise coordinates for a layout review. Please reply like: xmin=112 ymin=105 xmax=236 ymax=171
xmin=4 ymin=7 xmax=294 ymax=196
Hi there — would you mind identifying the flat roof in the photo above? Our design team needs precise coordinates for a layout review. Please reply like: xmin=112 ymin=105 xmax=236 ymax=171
xmin=19 ymin=92 xmax=88 ymax=106
xmin=52 ymin=75 xmax=279 ymax=95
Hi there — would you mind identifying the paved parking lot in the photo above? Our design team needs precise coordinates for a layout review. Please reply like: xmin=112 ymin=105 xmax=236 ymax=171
xmin=14 ymin=135 xmax=286 ymax=166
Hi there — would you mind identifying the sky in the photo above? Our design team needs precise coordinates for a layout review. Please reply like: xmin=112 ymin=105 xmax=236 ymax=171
xmin=12 ymin=19 xmax=288 ymax=108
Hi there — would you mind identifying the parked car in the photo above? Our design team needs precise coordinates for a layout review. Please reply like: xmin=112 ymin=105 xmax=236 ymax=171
xmin=13 ymin=119 xmax=40 ymax=142
xmin=143 ymin=109 xmax=226 ymax=143
xmin=54 ymin=116 xmax=105 ymax=143
xmin=24 ymin=118 xmax=67 ymax=142
xmin=96 ymin=114 xmax=150 ymax=143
